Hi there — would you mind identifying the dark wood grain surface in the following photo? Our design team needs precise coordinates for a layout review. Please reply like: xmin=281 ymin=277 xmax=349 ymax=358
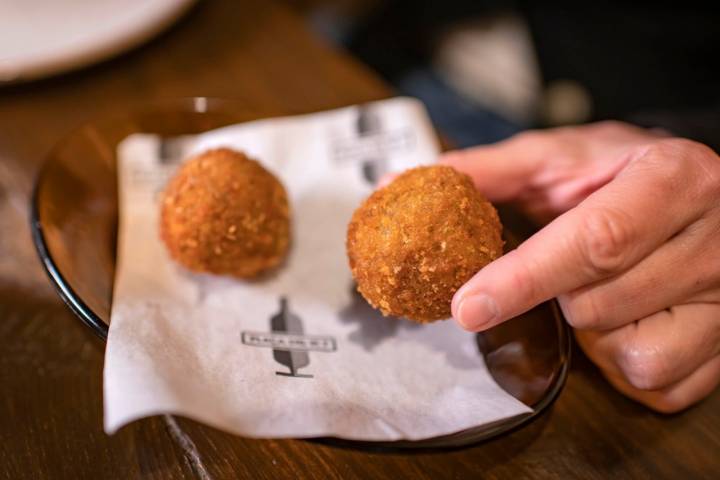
xmin=0 ymin=1 xmax=718 ymax=478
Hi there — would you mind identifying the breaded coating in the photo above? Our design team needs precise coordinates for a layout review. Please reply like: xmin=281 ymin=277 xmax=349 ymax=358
xmin=346 ymin=165 xmax=503 ymax=322
xmin=160 ymin=148 xmax=290 ymax=278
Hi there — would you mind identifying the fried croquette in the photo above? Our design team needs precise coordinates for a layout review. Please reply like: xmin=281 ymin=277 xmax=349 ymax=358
xmin=160 ymin=148 xmax=290 ymax=278
xmin=346 ymin=165 xmax=503 ymax=322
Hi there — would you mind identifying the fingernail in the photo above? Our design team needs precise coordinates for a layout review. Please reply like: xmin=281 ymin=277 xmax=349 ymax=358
xmin=456 ymin=294 xmax=499 ymax=331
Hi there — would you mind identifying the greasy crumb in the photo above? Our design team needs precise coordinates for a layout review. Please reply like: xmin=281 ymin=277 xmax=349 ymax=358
xmin=346 ymin=165 xmax=503 ymax=322
xmin=160 ymin=148 xmax=290 ymax=278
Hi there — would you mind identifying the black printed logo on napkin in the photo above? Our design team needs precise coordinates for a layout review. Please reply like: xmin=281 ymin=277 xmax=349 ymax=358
xmin=331 ymin=104 xmax=415 ymax=184
xmin=241 ymin=297 xmax=337 ymax=378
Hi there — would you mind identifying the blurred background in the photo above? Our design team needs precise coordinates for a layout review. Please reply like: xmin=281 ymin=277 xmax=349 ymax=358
xmin=286 ymin=0 xmax=720 ymax=149
xmin=2 ymin=0 xmax=718 ymax=149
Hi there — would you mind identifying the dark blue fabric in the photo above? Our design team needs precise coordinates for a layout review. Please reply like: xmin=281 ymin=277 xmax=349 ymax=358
xmin=396 ymin=69 xmax=523 ymax=149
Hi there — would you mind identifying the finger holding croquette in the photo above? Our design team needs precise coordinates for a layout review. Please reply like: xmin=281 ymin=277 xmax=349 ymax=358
xmin=346 ymin=165 xmax=503 ymax=323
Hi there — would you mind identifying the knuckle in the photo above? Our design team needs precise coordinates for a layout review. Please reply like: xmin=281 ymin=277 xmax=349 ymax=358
xmin=653 ymin=137 xmax=713 ymax=158
xmin=632 ymin=142 xmax=684 ymax=188
xmin=639 ymin=139 xmax=720 ymax=197
xmin=558 ymin=292 xmax=604 ymax=330
xmin=645 ymin=137 xmax=696 ymax=157
xmin=581 ymin=208 xmax=633 ymax=275
xmin=688 ymin=143 xmax=720 ymax=198
xmin=617 ymin=341 xmax=671 ymax=391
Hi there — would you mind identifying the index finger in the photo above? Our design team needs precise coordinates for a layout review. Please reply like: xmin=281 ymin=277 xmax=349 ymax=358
xmin=451 ymin=142 xmax=704 ymax=331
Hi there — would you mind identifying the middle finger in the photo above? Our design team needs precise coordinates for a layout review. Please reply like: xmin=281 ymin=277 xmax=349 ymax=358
xmin=576 ymin=303 xmax=720 ymax=392
xmin=559 ymin=219 xmax=718 ymax=330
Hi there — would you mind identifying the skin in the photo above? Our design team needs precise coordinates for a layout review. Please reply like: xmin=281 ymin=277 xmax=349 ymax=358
xmin=441 ymin=121 xmax=720 ymax=413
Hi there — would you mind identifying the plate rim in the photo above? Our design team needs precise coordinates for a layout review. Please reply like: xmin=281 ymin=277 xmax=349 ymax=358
xmin=30 ymin=161 xmax=571 ymax=449
xmin=28 ymin=100 xmax=572 ymax=448
xmin=0 ymin=0 xmax=198 ymax=84
xmin=31 ymin=168 xmax=111 ymax=340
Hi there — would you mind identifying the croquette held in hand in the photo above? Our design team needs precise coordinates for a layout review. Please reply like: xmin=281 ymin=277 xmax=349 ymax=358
xmin=347 ymin=165 xmax=502 ymax=322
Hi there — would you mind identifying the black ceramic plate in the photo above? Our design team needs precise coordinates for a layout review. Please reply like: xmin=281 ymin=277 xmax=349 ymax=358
xmin=31 ymin=98 xmax=570 ymax=449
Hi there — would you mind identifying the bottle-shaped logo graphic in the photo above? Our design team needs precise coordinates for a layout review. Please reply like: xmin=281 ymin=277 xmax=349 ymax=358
xmin=356 ymin=105 xmax=386 ymax=184
xmin=271 ymin=297 xmax=313 ymax=378
xmin=241 ymin=296 xmax=337 ymax=377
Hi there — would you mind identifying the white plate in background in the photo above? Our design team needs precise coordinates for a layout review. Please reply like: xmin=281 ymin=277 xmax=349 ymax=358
xmin=0 ymin=0 xmax=196 ymax=84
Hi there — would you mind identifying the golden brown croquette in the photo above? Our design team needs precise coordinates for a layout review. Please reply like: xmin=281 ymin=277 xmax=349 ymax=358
xmin=346 ymin=165 xmax=503 ymax=322
xmin=160 ymin=148 xmax=290 ymax=278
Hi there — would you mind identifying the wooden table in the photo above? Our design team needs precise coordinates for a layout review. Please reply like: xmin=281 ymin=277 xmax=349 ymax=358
xmin=0 ymin=1 xmax=718 ymax=478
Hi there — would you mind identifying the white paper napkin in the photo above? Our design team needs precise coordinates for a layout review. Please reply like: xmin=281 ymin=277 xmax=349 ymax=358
xmin=104 ymin=97 xmax=531 ymax=441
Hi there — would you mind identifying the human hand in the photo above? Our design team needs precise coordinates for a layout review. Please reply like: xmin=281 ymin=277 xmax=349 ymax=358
xmin=444 ymin=121 xmax=720 ymax=412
